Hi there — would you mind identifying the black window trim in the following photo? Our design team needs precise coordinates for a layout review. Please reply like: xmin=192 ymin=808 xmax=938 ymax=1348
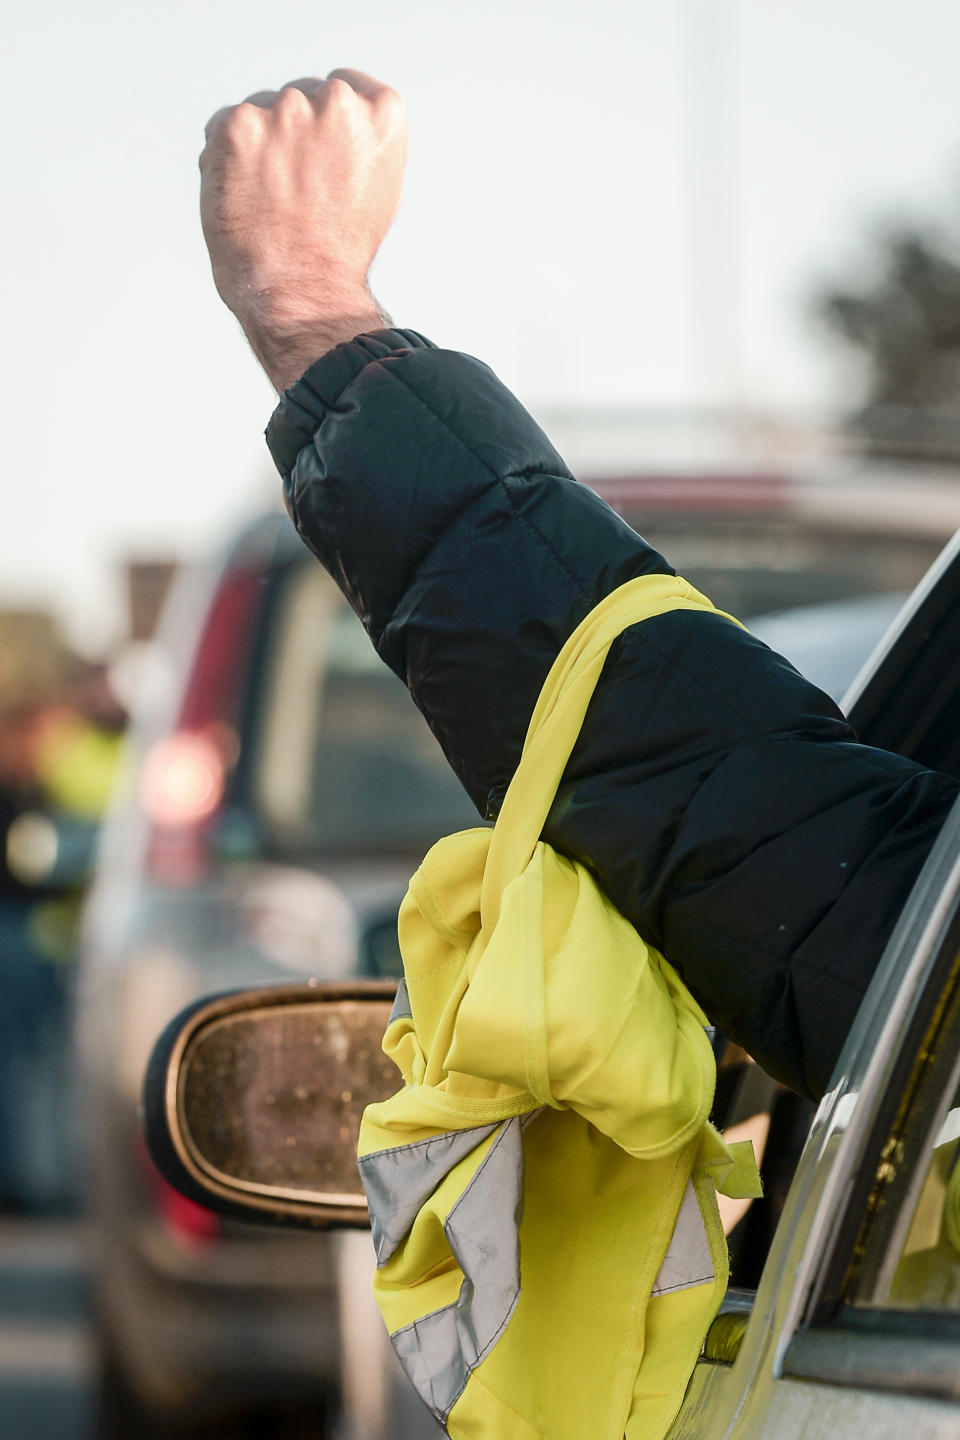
xmin=845 ymin=526 xmax=960 ymax=759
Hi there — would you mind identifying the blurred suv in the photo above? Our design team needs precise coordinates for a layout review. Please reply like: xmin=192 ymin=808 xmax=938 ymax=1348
xmin=75 ymin=467 xmax=960 ymax=1438
xmin=77 ymin=512 xmax=474 ymax=1437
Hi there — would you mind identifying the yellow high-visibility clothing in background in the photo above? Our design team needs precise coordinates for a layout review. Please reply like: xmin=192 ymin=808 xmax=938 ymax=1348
xmin=358 ymin=575 xmax=761 ymax=1439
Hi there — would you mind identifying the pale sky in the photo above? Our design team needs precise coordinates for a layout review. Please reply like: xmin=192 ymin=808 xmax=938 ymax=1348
xmin=5 ymin=0 xmax=960 ymax=653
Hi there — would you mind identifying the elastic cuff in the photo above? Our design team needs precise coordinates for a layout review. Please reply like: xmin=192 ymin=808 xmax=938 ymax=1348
xmin=265 ymin=328 xmax=436 ymax=479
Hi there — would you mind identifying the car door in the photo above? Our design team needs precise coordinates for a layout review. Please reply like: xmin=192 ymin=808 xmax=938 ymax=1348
xmin=668 ymin=527 xmax=960 ymax=1439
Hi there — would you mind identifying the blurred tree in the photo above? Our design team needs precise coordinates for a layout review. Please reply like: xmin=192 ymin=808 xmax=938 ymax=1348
xmin=817 ymin=225 xmax=960 ymax=461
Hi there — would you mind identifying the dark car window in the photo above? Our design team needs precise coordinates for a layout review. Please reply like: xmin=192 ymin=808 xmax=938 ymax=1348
xmin=846 ymin=529 xmax=960 ymax=777
xmin=610 ymin=500 xmax=942 ymax=624
xmin=250 ymin=564 xmax=477 ymax=857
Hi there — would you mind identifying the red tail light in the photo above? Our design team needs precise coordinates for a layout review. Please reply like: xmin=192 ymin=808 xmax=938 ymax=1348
xmin=137 ymin=1133 xmax=222 ymax=1246
xmin=156 ymin=1174 xmax=223 ymax=1246
xmin=142 ymin=730 xmax=227 ymax=829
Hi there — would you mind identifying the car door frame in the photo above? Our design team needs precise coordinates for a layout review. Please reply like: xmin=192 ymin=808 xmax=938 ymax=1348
xmin=669 ymin=527 xmax=960 ymax=1438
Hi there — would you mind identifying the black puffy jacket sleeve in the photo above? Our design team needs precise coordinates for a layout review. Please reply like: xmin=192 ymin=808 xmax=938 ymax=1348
xmin=267 ymin=329 xmax=959 ymax=1099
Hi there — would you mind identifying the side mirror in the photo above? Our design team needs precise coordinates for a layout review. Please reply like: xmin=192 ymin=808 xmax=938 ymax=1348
xmin=142 ymin=981 xmax=399 ymax=1228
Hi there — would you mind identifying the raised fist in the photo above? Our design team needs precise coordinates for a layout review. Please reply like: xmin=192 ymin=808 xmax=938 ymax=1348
xmin=200 ymin=69 xmax=408 ymax=388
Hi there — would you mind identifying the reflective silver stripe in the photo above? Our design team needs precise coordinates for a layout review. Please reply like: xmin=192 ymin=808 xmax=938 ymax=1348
xmin=359 ymin=1121 xmax=501 ymax=1266
xmin=388 ymin=978 xmax=413 ymax=1026
xmin=390 ymin=1115 xmax=525 ymax=1423
xmin=650 ymin=1180 xmax=713 ymax=1296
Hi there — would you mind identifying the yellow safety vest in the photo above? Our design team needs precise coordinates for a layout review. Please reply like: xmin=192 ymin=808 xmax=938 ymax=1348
xmin=358 ymin=574 xmax=761 ymax=1439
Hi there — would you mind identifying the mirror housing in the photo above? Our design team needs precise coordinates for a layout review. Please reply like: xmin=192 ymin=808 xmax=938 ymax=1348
xmin=142 ymin=980 xmax=398 ymax=1228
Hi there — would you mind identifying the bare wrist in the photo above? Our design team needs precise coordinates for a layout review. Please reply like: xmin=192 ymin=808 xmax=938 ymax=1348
xmin=238 ymin=287 xmax=390 ymax=392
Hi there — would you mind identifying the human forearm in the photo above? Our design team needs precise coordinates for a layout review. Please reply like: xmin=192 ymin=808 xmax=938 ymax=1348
xmin=266 ymin=330 xmax=960 ymax=1101
xmin=239 ymin=289 xmax=390 ymax=393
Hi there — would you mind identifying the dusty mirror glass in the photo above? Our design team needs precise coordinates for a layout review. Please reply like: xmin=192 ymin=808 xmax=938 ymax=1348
xmin=178 ymin=999 xmax=397 ymax=1203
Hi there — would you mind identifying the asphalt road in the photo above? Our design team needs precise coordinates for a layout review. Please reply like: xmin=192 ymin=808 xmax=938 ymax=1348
xmin=0 ymin=1218 xmax=96 ymax=1440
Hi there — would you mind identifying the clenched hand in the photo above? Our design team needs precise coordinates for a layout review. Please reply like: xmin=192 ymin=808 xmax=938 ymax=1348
xmin=200 ymin=69 xmax=408 ymax=391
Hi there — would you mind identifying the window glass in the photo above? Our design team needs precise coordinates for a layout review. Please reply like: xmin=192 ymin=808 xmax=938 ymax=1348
xmin=251 ymin=565 xmax=478 ymax=857
xmin=883 ymin=1084 xmax=960 ymax=1310
xmin=846 ymin=952 xmax=960 ymax=1313
xmin=616 ymin=509 xmax=940 ymax=623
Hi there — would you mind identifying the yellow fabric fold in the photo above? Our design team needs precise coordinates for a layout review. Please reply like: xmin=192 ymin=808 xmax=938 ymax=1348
xmin=358 ymin=575 xmax=759 ymax=1440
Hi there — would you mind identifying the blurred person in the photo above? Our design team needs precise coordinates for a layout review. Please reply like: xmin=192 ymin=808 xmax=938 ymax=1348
xmin=0 ymin=683 xmax=124 ymax=1211
xmin=1 ymin=669 xmax=125 ymax=823
xmin=0 ymin=709 xmax=66 ymax=1211
xmin=196 ymin=71 xmax=959 ymax=1435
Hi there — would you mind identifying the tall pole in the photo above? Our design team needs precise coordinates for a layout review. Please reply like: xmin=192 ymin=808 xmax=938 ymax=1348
xmin=680 ymin=0 xmax=746 ymax=440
